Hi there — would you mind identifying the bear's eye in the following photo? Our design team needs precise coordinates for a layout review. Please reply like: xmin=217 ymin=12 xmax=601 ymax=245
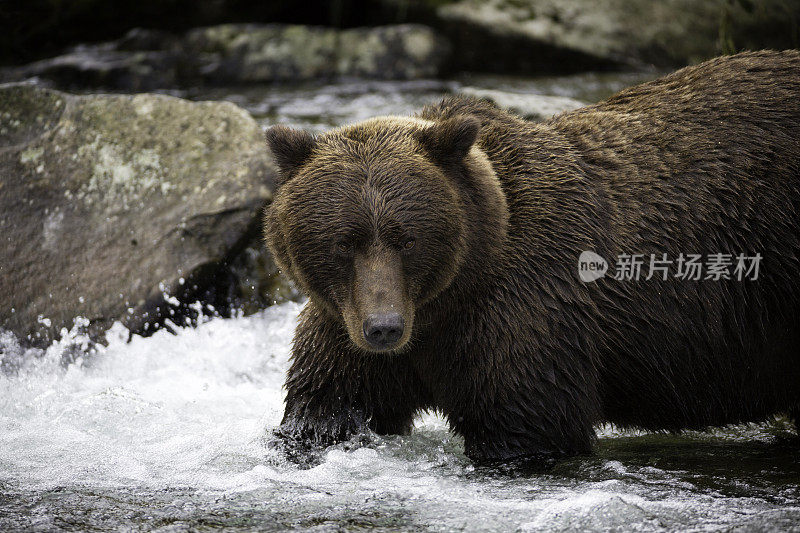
xmin=335 ymin=241 xmax=353 ymax=255
xmin=402 ymin=238 xmax=416 ymax=251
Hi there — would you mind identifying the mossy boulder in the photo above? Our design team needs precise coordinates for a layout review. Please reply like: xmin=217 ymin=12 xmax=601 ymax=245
xmin=436 ymin=0 xmax=800 ymax=70
xmin=177 ymin=23 xmax=450 ymax=83
xmin=0 ymin=84 xmax=276 ymax=344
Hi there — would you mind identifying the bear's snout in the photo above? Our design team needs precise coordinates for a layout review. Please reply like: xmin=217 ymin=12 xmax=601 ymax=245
xmin=363 ymin=313 xmax=405 ymax=350
xmin=339 ymin=249 xmax=415 ymax=352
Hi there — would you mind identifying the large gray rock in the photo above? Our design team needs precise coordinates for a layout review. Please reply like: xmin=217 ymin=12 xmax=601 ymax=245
xmin=186 ymin=23 xmax=450 ymax=83
xmin=436 ymin=0 xmax=800 ymax=69
xmin=0 ymin=84 xmax=275 ymax=344
xmin=1 ymin=24 xmax=451 ymax=90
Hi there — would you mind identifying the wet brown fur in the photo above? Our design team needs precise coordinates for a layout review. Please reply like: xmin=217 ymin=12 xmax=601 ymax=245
xmin=264 ymin=50 xmax=800 ymax=463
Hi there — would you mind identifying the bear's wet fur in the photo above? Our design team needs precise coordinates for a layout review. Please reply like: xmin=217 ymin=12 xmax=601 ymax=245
xmin=264 ymin=50 xmax=800 ymax=463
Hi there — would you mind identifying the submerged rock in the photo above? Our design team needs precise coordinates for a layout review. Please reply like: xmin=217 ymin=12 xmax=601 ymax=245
xmin=2 ymin=24 xmax=450 ymax=90
xmin=0 ymin=84 xmax=276 ymax=344
xmin=458 ymin=87 xmax=585 ymax=120
xmin=2 ymin=43 xmax=181 ymax=93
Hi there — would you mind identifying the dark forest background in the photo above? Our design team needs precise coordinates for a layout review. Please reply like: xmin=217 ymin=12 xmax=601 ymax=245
xmin=1 ymin=0 xmax=435 ymax=66
xmin=2 ymin=0 xmax=799 ymax=70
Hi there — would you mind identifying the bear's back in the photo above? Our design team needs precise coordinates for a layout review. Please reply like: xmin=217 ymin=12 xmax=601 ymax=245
xmin=424 ymin=52 xmax=800 ymax=432
xmin=550 ymin=51 xmax=800 ymax=430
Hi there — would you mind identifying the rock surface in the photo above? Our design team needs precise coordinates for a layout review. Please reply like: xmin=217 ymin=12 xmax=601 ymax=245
xmin=0 ymin=83 xmax=275 ymax=344
xmin=186 ymin=23 xmax=449 ymax=83
xmin=437 ymin=0 xmax=800 ymax=69
xmin=2 ymin=24 xmax=450 ymax=90
xmin=5 ymin=45 xmax=181 ymax=93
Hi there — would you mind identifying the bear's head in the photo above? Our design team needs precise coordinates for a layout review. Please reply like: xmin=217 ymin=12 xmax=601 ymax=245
xmin=264 ymin=115 xmax=507 ymax=353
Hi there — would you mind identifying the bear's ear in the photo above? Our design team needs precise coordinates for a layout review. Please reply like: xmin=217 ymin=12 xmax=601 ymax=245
xmin=414 ymin=115 xmax=481 ymax=165
xmin=265 ymin=125 xmax=317 ymax=185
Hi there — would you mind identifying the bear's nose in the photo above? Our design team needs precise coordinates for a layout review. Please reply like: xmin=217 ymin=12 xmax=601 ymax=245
xmin=363 ymin=313 xmax=404 ymax=350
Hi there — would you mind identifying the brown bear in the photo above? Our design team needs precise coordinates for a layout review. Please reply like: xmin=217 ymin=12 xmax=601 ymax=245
xmin=263 ymin=50 xmax=800 ymax=464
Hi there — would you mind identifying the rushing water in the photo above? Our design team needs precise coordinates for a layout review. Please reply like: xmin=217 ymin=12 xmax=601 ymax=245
xmin=181 ymin=71 xmax=656 ymax=132
xmin=2 ymin=72 xmax=799 ymax=531
xmin=1 ymin=303 xmax=798 ymax=531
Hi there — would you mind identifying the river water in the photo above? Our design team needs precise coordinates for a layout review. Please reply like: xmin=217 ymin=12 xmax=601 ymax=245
xmin=2 ymin=303 xmax=799 ymax=531
xmin=2 ymin=73 xmax=799 ymax=531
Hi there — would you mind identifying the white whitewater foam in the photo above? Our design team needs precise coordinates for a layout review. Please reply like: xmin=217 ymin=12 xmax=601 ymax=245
xmin=1 ymin=302 xmax=798 ymax=531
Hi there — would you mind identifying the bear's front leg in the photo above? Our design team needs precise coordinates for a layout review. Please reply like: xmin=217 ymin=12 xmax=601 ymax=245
xmin=457 ymin=405 xmax=596 ymax=467
xmin=272 ymin=303 xmax=424 ymax=460
xmin=449 ymin=370 xmax=598 ymax=467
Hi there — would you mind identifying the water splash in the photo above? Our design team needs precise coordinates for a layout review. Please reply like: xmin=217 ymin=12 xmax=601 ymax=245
xmin=1 ymin=305 xmax=799 ymax=531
